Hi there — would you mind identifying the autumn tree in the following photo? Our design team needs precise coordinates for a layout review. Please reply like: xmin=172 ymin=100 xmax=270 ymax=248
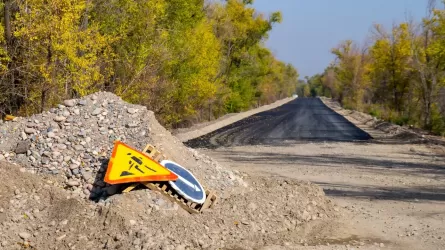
xmin=369 ymin=23 xmax=413 ymax=113
xmin=410 ymin=0 xmax=445 ymax=130
xmin=12 ymin=0 xmax=110 ymax=114
xmin=330 ymin=40 xmax=369 ymax=110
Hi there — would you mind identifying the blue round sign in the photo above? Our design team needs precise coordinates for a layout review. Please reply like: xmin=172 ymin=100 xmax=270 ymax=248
xmin=160 ymin=160 xmax=206 ymax=204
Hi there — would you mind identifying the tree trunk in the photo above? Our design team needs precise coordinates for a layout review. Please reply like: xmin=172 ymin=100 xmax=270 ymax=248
xmin=4 ymin=0 xmax=12 ymax=46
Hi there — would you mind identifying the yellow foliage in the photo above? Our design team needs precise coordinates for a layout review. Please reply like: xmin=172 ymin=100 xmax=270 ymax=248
xmin=14 ymin=0 xmax=111 ymax=112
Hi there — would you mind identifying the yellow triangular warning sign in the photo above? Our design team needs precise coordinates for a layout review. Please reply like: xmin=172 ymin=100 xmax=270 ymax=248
xmin=104 ymin=141 xmax=178 ymax=184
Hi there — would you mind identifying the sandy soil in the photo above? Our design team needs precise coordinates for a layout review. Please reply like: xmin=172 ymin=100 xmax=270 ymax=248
xmin=201 ymin=141 xmax=445 ymax=250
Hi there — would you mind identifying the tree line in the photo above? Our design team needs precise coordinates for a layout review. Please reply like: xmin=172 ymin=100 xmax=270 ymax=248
xmin=0 ymin=0 xmax=298 ymax=128
xmin=299 ymin=0 xmax=445 ymax=135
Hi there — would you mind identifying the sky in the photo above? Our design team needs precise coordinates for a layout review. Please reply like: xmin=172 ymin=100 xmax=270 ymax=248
xmin=252 ymin=0 xmax=430 ymax=78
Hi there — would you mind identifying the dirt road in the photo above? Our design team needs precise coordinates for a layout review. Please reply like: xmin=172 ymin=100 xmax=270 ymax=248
xmin=187 ymin=98 xmax=445 ymax=250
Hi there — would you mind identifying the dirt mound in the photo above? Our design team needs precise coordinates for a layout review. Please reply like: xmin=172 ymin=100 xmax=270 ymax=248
xmin=0 ymin=92 xmax=245 ymax=200
xmin=106 ymin=177 xmax=338 ymax=249
xmin=0 ymin=161 xmax=339 ymax=249
xmin=0 ymin=161 xmax=128 ymax=249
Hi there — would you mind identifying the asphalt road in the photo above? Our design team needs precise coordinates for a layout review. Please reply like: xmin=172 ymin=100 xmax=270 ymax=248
xmin=185 ymin=98 xmax=372 ymax=148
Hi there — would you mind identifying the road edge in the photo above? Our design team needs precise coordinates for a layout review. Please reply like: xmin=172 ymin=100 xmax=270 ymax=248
xmin=319 ymin=96 xmax=445 ymax=145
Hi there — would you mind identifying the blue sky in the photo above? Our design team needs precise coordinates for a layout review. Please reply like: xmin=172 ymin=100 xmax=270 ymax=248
xmin=252 ymin=0 xmax=429 ymax=78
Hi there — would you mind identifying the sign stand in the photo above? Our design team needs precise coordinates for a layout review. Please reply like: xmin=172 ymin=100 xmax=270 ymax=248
xmin=122 ymin=144 xmax=218 ymax=214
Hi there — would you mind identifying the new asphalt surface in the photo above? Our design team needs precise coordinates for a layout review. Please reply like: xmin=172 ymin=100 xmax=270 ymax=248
xmin=185 ymin=98 xmax=372 ymax=148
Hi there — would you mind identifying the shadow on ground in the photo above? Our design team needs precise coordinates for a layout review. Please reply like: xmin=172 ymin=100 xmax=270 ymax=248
xmin=219 ymin=148 xmax=445 ymax=177
xmin=212 ymin=146 xmax=445 ymax=202
xmin=316 ymin=182 xmax=445 ymax=202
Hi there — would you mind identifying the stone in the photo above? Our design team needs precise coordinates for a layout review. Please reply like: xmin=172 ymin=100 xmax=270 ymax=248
xmin=106 ymin=185 xmax=119 ymax=195
xmin=81 ymin=171 xmax=93 ymax=181
xmin=62 ymin=111 xmax=70 ymax=117
xmin=302 ymin=210 xmax=311 ymax=221
xmin=19 ymin=232 xmax=31 ymax=240
xmin=176 ymin=245 xmax=186 ymax=250
xmin=92 ymin=108 xmax=102 ymax=116
xmin=15 ymin=141 xmax=31 ymax=154
xmin=133 ymin=238 xmax=141 ymax=246
xmin=74 ymin=145 xmax=84 ymax=151
xmin=78 ymin=100 xmax=87 ymax=106
xmin=127 ymin=122 xmax=138 ymax=128
xmin=56 ymin=234 xmax=67 ymax=241
xmin=86 ymin=184 xmax=93 ymax=191
xmin=47 ymin=132 xmax=56 ymax=138
xmin=247 ymin=202 xmax=258 ymax=211
xmin=21 ymin=132 xmax=27 ymax=140
xmin=26 ymin=122 xmax=36 ymax=128
xmin=129 ymin=220 xmax=136 ymax=226
xmin=127 ymin=108 xmax=138 ymax=114
xmin=64 ymin=99 xmax=76 ymax=107
xmin=31 ymin=151 xmax=40 ymax=159
xmin=54 ymin=116 xmax=66 ymax=122
xmin=67 ymin=180 xmax=80 ymax=187
xmin=73 ymin=109 xmax=80 ymax=115
xmin=24 ymin=128 xmax=36 ymax=134
xmin=41 ymin=157 xmax=50 ymax=165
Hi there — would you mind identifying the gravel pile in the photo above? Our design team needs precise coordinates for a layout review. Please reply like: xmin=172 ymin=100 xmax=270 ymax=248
xmin=0 ymin=92 xmax=245 ymax=200
xmin=0 ymin=161 xmax=339 ymax=250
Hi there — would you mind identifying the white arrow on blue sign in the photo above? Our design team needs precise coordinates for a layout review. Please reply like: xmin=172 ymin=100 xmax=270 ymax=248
xmin=160 ymin=160 xmax=206 ymax=204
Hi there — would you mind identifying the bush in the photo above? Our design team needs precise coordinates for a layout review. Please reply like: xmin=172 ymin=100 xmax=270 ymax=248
xmin=431 ymin=104 xmax=445 ymax=136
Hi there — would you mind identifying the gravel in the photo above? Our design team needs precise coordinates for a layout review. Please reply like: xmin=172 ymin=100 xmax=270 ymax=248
xmin=0 ymin=92 xmax=245 ymax=201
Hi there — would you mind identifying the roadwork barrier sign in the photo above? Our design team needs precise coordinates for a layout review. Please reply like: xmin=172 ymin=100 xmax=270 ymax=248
xmin=104 ymin=141 xmax=178 ymax=184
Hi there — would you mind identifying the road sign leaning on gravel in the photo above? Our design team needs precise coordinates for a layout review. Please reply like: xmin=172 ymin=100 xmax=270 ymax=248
xmin=160 ymin=160 xmax=206 ymax=204
xmin=104 ymin=141 xmax=178 ymax=184
xmin=105 ymin=141 xmax=218 ymax=214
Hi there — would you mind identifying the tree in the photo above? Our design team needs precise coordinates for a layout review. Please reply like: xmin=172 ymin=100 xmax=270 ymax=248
xmin=369 ymin=23 xmax=413 ymax=112
xmin=13 ymin=0 xmax=110 ymax=113
xmin=410 ymin=1 xmax=445 ymax=129
xmin=330 ymin=40 xmax=369 ymax=109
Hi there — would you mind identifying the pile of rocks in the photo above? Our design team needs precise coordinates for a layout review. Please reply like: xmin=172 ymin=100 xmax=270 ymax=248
xmin=0 ymin=92 xmax=245 ymax=200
